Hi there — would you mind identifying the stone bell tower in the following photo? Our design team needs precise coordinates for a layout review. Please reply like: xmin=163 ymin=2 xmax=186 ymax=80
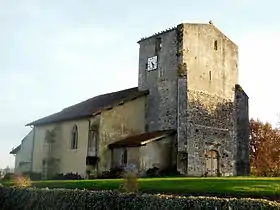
xmin=137 ymin=22 xmax=249 ymax=176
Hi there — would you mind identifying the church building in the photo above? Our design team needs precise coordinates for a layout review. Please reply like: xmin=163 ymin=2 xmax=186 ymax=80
xmin=10 ymin=22 xmax=250 ymax=179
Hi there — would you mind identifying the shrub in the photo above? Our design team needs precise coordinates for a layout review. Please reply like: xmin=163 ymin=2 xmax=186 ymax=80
xmin=12 ymin=176 xmax=32 ymax=188
xmin=0 ymin=187 xmax=280 ymax=210
xmin=146 ymin=167 xmax=160 ymax=177
xmin=22 ymin=172 xmax=42 ymax=181
xmin=2 ymin=173 xmax=15 ymax=182
xmin=98 ymin=167 xmax=125 ymax=179
xmin=159 ymin=166 xmax=181 ymax=177
xmin=146 ymin=166 xmax=181 ymax=177
xmin=51 ymin=173 xmax=83 ymax=180
xmin=122 ymin=171 xmax=138 ymax=193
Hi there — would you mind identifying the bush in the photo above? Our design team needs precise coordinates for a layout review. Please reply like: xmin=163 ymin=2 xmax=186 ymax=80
xmin=0 ymin=187 xmax=280 ymax=210
xmin=146 ymin=167 xmax=160 ymax=177
xmin=1 ymin=173 xmax=15 ymax=182
xmin=12 ymin=176 xmax=32 ymax=188
xmin=98 ymin=167 xmax=125 ymax=179
xmin=51 ymin=173 xmax=83 ymax=180
xmin=122 ymin=171 xmax=138 ymax=193
xmin=22 ymin=172 xmax=42 ymax=181
xmin=146 ymin=166 xmax=181 ymax=177
xmin=159 ymin=166 xmax=181 ymax=177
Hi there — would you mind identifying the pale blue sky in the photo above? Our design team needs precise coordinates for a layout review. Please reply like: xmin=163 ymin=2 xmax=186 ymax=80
xmin=1 ymin=0 xmax=279 ymax=168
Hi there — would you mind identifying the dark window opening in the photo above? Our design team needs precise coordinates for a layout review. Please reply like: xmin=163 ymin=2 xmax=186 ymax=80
xmin=71 ymin=125 xmax=78 ymax=149
xmin=88 ymin=131 xmax=98 ymax=156
xmin=209 ymin=71 xmax=212 ymax=81
xmin=122 ymin=148 xmax=128 ymax=166
xmin=214 ymin=40 xmax=218 ymax=50
xmin=86 ymin=156 xmax=99 ymax=166
xmin=155 ymin=37 xmax=162 ymax=54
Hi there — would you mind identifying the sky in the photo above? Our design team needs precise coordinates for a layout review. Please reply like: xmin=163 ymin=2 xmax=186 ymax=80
xmin=1 ymin=0 xmax=280 ymax=168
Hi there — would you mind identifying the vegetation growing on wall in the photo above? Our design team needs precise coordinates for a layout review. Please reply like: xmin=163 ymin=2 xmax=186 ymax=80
xmin=177 ymin=63 xmax=187 ymax=77
xmin=43 ymin=126 xmax=61 ymax=180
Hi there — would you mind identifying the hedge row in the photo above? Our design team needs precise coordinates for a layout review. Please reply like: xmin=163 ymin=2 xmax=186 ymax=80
xmin=1 ymin=187 xmax=280 ymax=210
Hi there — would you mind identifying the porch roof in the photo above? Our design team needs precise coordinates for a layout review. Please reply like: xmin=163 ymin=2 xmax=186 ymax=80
xmin=10 ymin=145 xmax=21 ymax=154
xmin=108 ymin=129 xmax=176 ymax=149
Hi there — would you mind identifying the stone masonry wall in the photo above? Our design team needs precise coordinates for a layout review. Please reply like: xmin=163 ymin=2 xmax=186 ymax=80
xmin=176 ymin=24 xmax=189 ymax=174
xmin=182 ymin=23 xmax=239 ymax=176
xmin=187 ymin=90 xmax=236 ymax=176
xmin=137 ymin=23 xmax=249 ymax=176
xmin=138 ymin=29 xmax=178 ymax=132
xmin=183 ymin=24 xmax=238 ymax=99
xmin=188 ymin=90 xmax=234 ymax=128
xmin=235 ymin=84 xmax=250 ymax=175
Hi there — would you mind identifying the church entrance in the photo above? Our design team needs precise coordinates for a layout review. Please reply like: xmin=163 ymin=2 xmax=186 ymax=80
xmin=205 ymin=150 xmax=219 ymax=176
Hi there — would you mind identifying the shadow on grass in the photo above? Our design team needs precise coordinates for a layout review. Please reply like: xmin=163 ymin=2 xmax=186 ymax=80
xmin=6 ymin=177 xmax=280 ymax=201
xmin=138 ymin=178 xmax=280 ymax=200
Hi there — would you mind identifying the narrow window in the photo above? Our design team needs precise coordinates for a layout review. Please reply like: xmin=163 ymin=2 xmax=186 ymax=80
xmin=209 ymin=71 xmax=212 ymax=81
xmin=88 ymin=131 xmax=98 ymax=156
xmin=71 ymin=125 xmax=78 ymax=149
xmin=214 ymin=40 xmax=218 ymax=50
xmin=122 ymin=148 xmax=128 ymax=166
xmin=155 ymin=37 xmax=162 ymax=54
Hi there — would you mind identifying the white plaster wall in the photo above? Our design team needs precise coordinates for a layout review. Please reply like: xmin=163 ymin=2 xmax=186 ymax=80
xmin=139 ymin=136 xmax=173 ymax=172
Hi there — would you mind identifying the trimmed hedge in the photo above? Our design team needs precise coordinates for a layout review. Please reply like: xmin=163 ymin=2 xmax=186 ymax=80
xmin=1 ymin=187 xmax=280 ymax=210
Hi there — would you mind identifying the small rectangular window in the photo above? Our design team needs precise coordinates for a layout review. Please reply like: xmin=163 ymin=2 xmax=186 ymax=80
xmin=214 ymin=40 xmax=218 ymax=50
xmin=71 ymin=125 xmax=78 ymax=149
xmin=209 ymin=71 xmax=212 ymax=81
xmin=155 ymin=37 xmax=162 ymax=54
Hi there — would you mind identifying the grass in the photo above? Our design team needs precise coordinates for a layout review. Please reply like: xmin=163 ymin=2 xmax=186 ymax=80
xmin=3 ymin=176 xmax=280 ymax=200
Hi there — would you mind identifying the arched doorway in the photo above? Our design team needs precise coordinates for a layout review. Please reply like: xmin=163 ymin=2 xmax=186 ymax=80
xmin=205 ymin=150 xmax=219 ymax=176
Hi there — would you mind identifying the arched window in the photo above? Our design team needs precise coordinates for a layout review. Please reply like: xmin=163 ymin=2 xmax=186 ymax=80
xmin=71 ymin=125 xmax=78 ymax=149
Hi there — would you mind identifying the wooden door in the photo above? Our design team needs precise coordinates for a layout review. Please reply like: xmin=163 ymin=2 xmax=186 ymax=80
xmin=205 ymin=150 xmax=218 ymax=176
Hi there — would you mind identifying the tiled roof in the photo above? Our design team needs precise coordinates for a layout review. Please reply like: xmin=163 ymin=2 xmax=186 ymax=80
xmin=108 ymin=129 xmax=176 ymax=149
xmin=27 ymin=87 xmax=148 ymax=126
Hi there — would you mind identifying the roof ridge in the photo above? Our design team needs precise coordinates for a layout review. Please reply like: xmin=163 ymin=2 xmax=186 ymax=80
xmin=62 ymin=87 xmax=139 ymax=112
xmin=137 ymin=26 xmax=177 ymax=43
xmin=26 ymin=87 xmax=148 ymax=126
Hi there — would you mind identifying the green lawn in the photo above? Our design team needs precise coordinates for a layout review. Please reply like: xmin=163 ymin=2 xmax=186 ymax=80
xmin=22 ymin=177 xmax=280 ymax=199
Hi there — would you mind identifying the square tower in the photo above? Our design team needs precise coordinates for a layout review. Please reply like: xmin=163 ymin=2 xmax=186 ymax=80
xmin=137 ymin=22 xmax=249 ymax=176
